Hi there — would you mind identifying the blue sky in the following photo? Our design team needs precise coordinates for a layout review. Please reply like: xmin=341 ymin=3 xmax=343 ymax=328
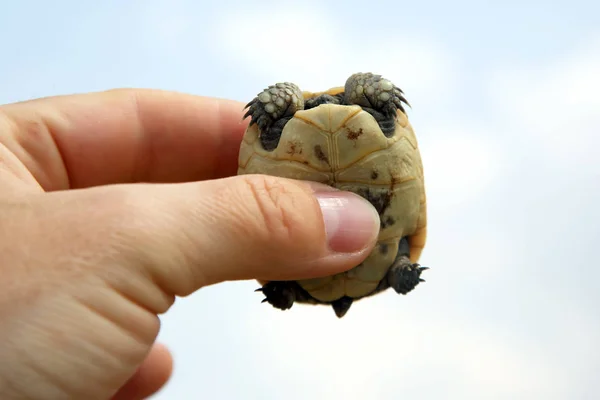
xmin=2 ymin=1 xmax=599 ymax=399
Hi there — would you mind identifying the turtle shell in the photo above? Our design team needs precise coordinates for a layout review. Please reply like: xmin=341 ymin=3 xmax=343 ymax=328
xmin=238 ymin=73 xmax=427 ymax=315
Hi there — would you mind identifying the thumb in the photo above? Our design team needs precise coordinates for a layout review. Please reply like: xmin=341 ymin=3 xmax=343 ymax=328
xmin=106 ymin=174 xmax=381 ymax=299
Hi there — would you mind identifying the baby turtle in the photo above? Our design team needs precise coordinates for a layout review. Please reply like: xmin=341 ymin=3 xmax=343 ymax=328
xmin=238 ymin=72 xmax=428 ymax=318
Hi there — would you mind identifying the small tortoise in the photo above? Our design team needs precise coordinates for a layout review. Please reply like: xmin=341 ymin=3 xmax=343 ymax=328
xmin=238 ymin=72 xmax=428 ymax=318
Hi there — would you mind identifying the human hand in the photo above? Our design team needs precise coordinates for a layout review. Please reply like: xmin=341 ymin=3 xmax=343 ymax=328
xmin=0 ymin=89 xmax=380 ymax=399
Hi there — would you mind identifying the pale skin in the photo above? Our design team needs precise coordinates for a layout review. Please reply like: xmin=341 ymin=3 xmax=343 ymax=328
xmin=0 ymin=89 xmax=381 ymax=399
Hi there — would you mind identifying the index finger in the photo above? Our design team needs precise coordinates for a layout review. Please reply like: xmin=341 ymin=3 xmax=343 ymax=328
xmin=0 ymin=89 xmax=249 ymax=190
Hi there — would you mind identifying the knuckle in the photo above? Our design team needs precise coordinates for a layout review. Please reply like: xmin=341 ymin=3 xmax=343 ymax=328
xmin=239 ymin=175 xmax=319 ymax=248
xmin=98 ymin=187 xmax=199 ymax=294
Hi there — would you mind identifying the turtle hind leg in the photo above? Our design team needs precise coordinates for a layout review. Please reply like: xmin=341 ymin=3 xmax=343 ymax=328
xmin=255 ymin=280 xmax=313 ymax=312
xmin=331 ymin=296 xmax=353 ymax=318
xmin=341 ymin=72 xmax=409 ymax=138
xmin=387 ymin=237 xmax=428 ymax=295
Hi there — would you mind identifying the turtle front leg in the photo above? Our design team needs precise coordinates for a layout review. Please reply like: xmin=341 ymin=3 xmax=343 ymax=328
xmin=243 ymin=82 xmax=305 ymax=151
xmin=387 ymin=237 xmax=428 ymax=295
xmin=342 ymin=72 xmax=409 ymax=137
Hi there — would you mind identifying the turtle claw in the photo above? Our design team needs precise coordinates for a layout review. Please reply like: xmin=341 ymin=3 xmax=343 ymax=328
xmin=255 ymin=281 xmax=296 ymax=311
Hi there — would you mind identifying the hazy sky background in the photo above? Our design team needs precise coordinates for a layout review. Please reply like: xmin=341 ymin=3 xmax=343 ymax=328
xmin=2 ymin=1 xmax=599 ymax=399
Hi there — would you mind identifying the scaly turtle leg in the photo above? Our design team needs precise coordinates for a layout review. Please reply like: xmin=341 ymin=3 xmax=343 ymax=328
xmin=255 ymin=280 xmax=314 ymax=311
xmin=387 ymin=237 xmax=428 ymax=295
xmin=243 ymin=82 xmax=305 ymax=151
xmin=342 ymin=72 xmax=409 ymax=137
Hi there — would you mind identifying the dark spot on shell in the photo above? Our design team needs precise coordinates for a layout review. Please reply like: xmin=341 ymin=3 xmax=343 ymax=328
xmin=346 ymin=127 xmax=363 ymax=140
xmin=356 ymin=188 xmax=393 ymax=216
xmin=371 ymin=170 xmax=379 ymax=180
xmin=381 ymin=216 xmax=395 ymax=229
xmin=287 ymin=141 xmax=303 ymax=156
xmin=379 ymin=243 xmax=389 ymax=255
xmin=314 ymin=145 xmax=329 ymax=164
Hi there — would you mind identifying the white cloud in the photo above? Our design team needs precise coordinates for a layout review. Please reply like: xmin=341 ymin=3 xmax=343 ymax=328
xmin=214 ymin=3 xmax=458 ymax=103
xmin=486 ymin=34 xmax=600 ymax=172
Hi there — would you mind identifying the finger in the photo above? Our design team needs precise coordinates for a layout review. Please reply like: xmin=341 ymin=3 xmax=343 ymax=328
xmin=49 ymin=174 xmax=381 ymax=304
xmin=0 ymin=89 xmax=248 ymax=191
xmin=111 ymin=343 xmax=173 ymax=400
